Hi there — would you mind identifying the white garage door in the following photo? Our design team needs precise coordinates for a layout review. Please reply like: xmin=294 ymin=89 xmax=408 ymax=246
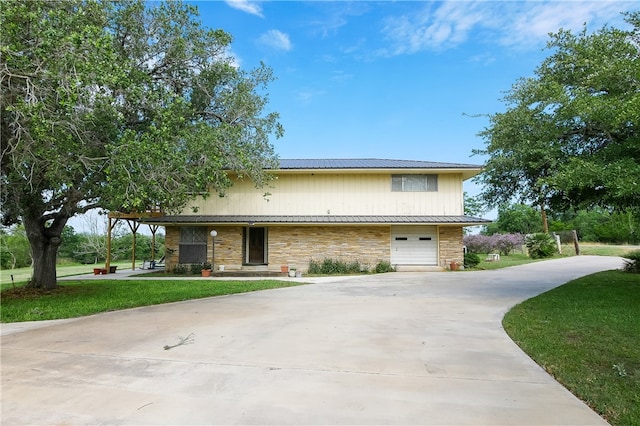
xmin=391 ymin=226 xmax=438 ymax=265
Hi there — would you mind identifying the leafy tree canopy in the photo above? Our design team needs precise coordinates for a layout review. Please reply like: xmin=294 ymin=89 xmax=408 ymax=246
xmin=484 ymin=204 xmax=544 ymax=235
xmin=1 ymin=0 xmax=283 ymax=288
xmin=474 ymin=11 xmax=639 ymax=214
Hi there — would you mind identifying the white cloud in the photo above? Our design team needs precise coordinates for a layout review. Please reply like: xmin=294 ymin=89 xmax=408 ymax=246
xmin=378 ymin=1 xmax=633 ymax=56
xmin=307 ymin=2 xmax=372 ymax=38
xmin=296 ymin=88 xmax=326 ymax=104
xmin=331 ymin=70 xmax=353 ymax=83
xmin=502 ymin=1 xmax=632 ymax=48
xmin=225 ymin=0 xmax=263 ymax=18
xmin=258 ymin=30 xmax=293 ymax=52
xmin=381 ymin=1 xmax=490 ymax=55
xmin=468 ymin=52 xmax=497 ymax=66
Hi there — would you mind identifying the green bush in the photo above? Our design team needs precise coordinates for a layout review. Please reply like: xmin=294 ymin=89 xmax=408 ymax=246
xmin=173 ymin=264 xmax=188 ymax=274
xmin=622 ymin=250 xmax=640 ymax=273
xmin=464 ymin=252 xmax=481 ymax=269
xmin=525 ymin=233 xmax=557 ymax=259
xmin=308 ymin=258 xmax=367 ymax=275
xmin=374 ymin=260 xmax=395 ymax=273
xmin=190 ymin=263 xmax=203 ymax=275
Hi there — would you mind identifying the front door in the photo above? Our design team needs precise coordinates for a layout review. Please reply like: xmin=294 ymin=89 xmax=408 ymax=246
xmin=246 ymin=227 xmax=267 ymax=264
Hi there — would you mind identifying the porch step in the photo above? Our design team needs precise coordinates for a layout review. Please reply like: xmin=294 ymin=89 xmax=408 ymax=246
xmin=240 ymin=264 xmax=269 ymax=271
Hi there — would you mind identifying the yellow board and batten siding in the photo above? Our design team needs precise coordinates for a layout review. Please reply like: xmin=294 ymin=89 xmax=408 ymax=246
xmin=184 ymin=172 xmax=464 ymax=217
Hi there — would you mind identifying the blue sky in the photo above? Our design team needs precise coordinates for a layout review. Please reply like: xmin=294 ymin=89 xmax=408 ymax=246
xmin=194 ymin=0 xmax=636 ymax=174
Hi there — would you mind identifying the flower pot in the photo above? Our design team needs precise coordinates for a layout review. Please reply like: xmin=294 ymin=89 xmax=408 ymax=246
xmin=289 ymin=271 xmax=296 ymax=277
xmin=280 ymin=265 xmax=289 ymax=273
xmin=450 ymin=261 xmax=459 ymax=271
xmin=218 ymin=265 xmax=225 ymax=271
xmin=201 ymin=269 xmax=212 ymax=277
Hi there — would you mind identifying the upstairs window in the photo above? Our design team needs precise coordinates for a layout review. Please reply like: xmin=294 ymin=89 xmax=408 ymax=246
xmin=391 ymin=174 xmax=438 ymax=192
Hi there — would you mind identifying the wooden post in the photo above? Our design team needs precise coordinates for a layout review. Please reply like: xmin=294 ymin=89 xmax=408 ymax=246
xmin=150 ymin=225 xmax=159 ymax=260
xmin=106 ymin=216 xmax=112 ymax=271
xmin=106 ymin=218 xmax=120 ymax=272
xmin=572 ymin=230 xmax=580 ymax=255
xmin=126 ymin=220 xmax=141 ymax=271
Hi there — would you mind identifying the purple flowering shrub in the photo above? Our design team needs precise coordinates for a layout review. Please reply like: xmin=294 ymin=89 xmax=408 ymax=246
xmin=493 ymin=233 xmax=525 ymax=255
xmin=464 ymin=233 xmax=524 ymax=255
xmin=463 ymin=234 xmax=492 ymax=254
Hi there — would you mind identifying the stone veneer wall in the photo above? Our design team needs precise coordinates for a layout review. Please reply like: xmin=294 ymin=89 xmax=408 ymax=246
xmin=267 ymin=226 xmax=390 ymax=271
xmin=438 ymin=226 xmax=464 ymax=269
xmin=164 ymin=224 xmax=465 ymax=272
xmin=164 ymin=226 xmax=180 ymax=271
xmin=213 ymin=226 xmax=244 ymax=270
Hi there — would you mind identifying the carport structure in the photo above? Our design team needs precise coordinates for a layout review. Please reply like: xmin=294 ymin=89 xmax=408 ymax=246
xmin=105 ymin=208 xmax=164 ymax=272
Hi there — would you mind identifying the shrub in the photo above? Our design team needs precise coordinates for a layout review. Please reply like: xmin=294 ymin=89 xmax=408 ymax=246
xmin=374 ymin=260 xmax=395 ymax=273
xmin=463 ymin=233 xmax=524 ymax=255
xmin=190 ymin=263 xmax=203 ymax=275
xmin=464 ymin=252 xmax=481 ymax=269
xmin=493 ymin=233 xmax=524 ymax=255
xmin=308 ymin=258 xmax=368 ymax=275
xmin=622 ymin=250 xmax=640 ymax=273
xmin=525 ymin=233 xmax=556 ymax=259
xmin=173 ymin=264 xmax=188 ymax=274
xmin=463 ymin=234 xmax=492 ymax=254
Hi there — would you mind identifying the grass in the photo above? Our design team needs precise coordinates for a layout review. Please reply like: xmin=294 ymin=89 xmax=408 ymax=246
xmin=503 ymin=270 xmax=640 ymax=425
xmin=470 ymin=244 xmax=636 ymax=271
xmin=0 ymin=279 xmax=303 ymax=323
xmin=474 ymin=253 xmax=544 ymax=270
xmin=574 ymin=243 xmax=639 ymax=257
xmin=0 ymin=261 xmax=132 ymax=287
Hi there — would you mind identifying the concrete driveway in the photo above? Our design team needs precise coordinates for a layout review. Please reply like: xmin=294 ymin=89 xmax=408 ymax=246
xmin=1 ymin=256 xmax=622 ymax=425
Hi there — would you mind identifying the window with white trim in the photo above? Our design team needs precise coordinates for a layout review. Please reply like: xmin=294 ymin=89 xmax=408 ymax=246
xmin=391 ymin=174 xmax=438 ymax=192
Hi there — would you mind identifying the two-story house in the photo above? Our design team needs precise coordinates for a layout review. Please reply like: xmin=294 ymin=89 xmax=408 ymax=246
xmin=143 ymin=159 xmax=489 ymax=272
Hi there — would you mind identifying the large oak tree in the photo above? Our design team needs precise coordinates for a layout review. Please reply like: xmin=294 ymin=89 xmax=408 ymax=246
xmin=1 ymin=1 xmax=283 ymax=289
xmin=474 ymin=12 xmax=639 ymax=229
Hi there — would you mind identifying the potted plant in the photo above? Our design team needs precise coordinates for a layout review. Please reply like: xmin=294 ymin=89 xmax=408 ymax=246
xmin=201 ymin=262 xmax=212 ymax=277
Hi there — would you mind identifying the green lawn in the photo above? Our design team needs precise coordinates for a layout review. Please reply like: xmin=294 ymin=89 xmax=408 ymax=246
xmin=474 ymin=253 xmax=544 ymax=270
xmin=1 ymin=279 xmax=303 ymax=323
xmin=575 ymin=244 xmax=639 ymax=257
xmin=0 ymin=261 xmax=133 ymax=287
xmin=503 ymin=270 xmax=640 ymax=425
xmin=471 ymin=244 xmax=635 ymax=271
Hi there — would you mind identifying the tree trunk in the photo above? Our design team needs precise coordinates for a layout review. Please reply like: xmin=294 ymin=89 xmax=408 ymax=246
xmin=23 ymin=215 xmax=67 ymax=290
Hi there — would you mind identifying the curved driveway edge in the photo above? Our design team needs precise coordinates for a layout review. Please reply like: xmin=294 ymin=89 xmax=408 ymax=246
xmin=1 ymin=256 xmax=622 ymax=425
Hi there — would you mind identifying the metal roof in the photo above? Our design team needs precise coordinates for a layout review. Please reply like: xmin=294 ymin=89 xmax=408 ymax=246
xmin=275 ymin=159 xmax=481 ymax=170
xmin=142 ymin=215 xmax=491 ymax=225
